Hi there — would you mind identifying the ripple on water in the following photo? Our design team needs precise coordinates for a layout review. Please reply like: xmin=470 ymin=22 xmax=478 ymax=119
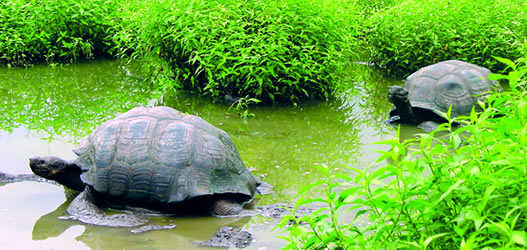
xmin=0 ymin=61 xmax=414 ymax=249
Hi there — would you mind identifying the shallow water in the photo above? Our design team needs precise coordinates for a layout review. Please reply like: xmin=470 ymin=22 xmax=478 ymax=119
xmin=0 ymin=60 xmax=417 ymax=249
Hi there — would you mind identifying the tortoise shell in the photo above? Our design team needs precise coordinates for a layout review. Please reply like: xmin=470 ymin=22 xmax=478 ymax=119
xmin=73 ymin=106 xmax=257 ymax=205
xmin=404 ymin=60 xmax=500 ymax=118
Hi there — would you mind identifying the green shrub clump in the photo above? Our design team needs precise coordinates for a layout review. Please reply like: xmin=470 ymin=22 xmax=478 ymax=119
xmin=366 ymin=0 xmax=527 ymax=78
xmin=0 ymin=0 xmax=118 ymax=66
xmin=117 ymin=0 xmax=353 ymax=104
xmin=281 ymin=57 xmax=527 ymax=248
xmin=355 ymin=0 xmax=401 ymax=16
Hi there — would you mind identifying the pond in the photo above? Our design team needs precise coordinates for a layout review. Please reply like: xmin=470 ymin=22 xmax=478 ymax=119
xmin=0 ymin=60 xmax=419 ymax=249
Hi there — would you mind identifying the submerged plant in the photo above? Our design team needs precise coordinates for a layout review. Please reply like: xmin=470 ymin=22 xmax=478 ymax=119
xmin=280 ymin=57 xmax=527 ymax=248
xmin=228 ymin=96 xmax=261 ymax=119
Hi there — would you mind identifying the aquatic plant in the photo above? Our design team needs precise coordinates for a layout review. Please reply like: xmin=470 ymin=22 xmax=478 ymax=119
xmin=115 ymin=0 xmax=356 ymax=104
xmin=280 ymin=57 xmax=527 ymax=248
xmin=228 ymin=96 xmax=261 ymax=119
xmin=0 ymin=0 xmax=118 ymax=66
xmin=365 ymin=0 xmax=527 ymax=78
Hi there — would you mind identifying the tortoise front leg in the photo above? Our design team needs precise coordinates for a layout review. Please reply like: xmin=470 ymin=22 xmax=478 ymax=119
xmin=212 ymin=199 xmax=244 ymax=216
xmin=60 ymin=187 xmax=148 ymax=227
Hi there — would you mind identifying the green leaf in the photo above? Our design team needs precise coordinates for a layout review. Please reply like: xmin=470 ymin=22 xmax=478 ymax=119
xmin=488 ymin=73 xmax=509 ymax=81
xmin=512 ymin=231 xmax=527 ymax=246
xmin=423 ymin=233 xmax=449 ymax=248
xmin=297 ymin=198 xmax=327 ymax=206
xmin=487 ymin=222 xmax=511 ymax=237
xmin=492 ymin=56 xmax=516 ymax=70
xmin=434 ymin=179 xmax=464 ymax=206
xmin=297 ymin=180 xmax=325 ymax=196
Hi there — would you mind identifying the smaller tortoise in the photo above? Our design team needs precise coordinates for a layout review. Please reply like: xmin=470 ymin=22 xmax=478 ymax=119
xmin=30 ymin=106 xmax=260 ymax=230
xmin=388 ymin=60 xmax=501 ymax=130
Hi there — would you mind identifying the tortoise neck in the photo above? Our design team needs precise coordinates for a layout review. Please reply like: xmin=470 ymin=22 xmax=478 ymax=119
xmin=55 ymin=161 xmax=86 ymax=192
xmin=394 ymin=100 xmax=420 ymax=125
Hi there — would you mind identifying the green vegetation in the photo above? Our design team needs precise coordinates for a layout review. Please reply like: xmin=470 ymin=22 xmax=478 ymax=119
xmin=115 ymin=0 xmax=356 ymax=104
xmin=353 ymin=0 xmax=401 ymax=16
xmin=2 ymin=0 xmax=525 ymax=97
xmin=1 ymin=0 xmax=527 ymax=248
xmin=228 ymin=96 xmax=261 ymax=119
xmin=0 ymin=0 xmax=118 ymax=66
xmin=280 ymin=58 xmax=527 ymax=248
xmin=366 ymin=0 xmax=527 ymax=78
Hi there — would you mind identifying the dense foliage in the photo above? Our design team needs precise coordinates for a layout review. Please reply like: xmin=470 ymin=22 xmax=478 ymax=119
xmin=115 ymin=0 xmax=355 ymax=104
xmin=354 ymin=0 xmax=401 ymax=16
xmin=3 ymin=0 xmax=523 ymax=102
xmin=366 ymin=0 xmax=527 ymax=78
xmin=2 ymin=0 xmax=527 ymax=247
xmin=0 ymin=0 xmax=118 ymax=66
xmin=281 ymin=57 xmax=527 ymax=248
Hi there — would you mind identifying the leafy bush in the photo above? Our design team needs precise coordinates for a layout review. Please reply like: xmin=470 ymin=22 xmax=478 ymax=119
xmin=116 ymin=0 xmax=354 ymax=104
xmin=366 ymin=0 xmax=527 ymax=78
xmin=281 ymin=57 xmax=527 ymax=248
xmin=0 ymin=0 xmax=118 ymax=66
xmin=356 ymin=0 xmax=401 ymax=16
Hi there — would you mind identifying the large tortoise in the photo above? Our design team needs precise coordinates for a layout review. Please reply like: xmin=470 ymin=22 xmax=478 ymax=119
xmin=30 ymin=106 xmax=260 ymax=229
xmin=388 ymin=60 xmax=501 ymax=130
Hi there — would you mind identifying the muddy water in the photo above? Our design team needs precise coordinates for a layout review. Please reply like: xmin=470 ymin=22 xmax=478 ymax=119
xmin=0 ymin=60 xmax=416 ymax=249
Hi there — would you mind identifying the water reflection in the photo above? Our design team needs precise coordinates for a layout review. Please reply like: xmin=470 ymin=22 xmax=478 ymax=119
xmin=164 ymin=93 xmax=381 ymax=202
xmin=32 ymin=193 xmax=253 ymax=250
xmin=0 ymin=182 xmax=89 ymax=249
xmin=0 ymin=60 xmax=416 ymax=249
xmin=0 ymin=128 xmax=76 ymax=174
xmin=0 ymin=61 xmax=153 ymax=139
xmin=32 ymin=197 xmax=77 ymax=240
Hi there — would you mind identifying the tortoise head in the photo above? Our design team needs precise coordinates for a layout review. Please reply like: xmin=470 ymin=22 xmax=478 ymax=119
xmin=29 ymin=156 xmax=85 ymax=191
xmin=30 ymin=156 xmax=69 ymax=180
xmin=388 ymin=86 xmax=410 ymax=106
xmin=388 ymin=86 xmax=422 ymax=125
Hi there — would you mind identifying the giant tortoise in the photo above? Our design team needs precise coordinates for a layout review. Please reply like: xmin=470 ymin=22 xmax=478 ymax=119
xmin=388 ymin=60 xmax=501 ymax=130
xmin=30 ymin=106 xmax=260 ymax=229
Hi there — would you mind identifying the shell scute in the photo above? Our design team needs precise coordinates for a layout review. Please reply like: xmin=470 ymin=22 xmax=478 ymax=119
xmin=106 ymin=164 xmax=129 ymax=197
xmin=114 ymin=118 xmax=153 ymax=166
xmin=126 ymin=162 xmax=154 ymax=201
xmin=154 ymin=121 xmax=193 ymax=169
xmin=92 ymin=120 xmax=120 ymax=168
